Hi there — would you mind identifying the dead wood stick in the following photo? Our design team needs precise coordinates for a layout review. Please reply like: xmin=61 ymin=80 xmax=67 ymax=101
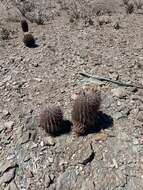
xmin=79 ymin=72 xmax=143 ymax=89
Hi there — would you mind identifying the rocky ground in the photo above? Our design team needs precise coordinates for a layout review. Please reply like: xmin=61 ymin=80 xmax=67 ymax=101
xmin=0 ymin=0 xmax=143 ymax=189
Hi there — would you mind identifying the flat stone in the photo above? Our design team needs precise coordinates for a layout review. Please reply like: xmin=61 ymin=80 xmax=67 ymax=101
xmin=0 ymin=161 xmax=17 ymax=175
xmin=0 ymin=168 xmax=16 ymax=185
xmin=133 ymin=138 xmax=139 ymax=145
xmin=43 ymin=136 xmax=55 ymax=146
xmin=93 ymin=133 xmax=108 ymax=142
xmin=111 ymin=88 xmax=127 ymax=98
xmin=66 ymin=142 xmax=94 ymax=165
xmin=44 ymin=174 xmax=51 ymax=188
xmin=56 ymin=167 xmax=79 ymax=190
xmin=20 ymin=132 xmax=30 ymax=144
xmin=5 ymin=181 xmax=19 ymax=190
xmin=137 ymin=111 xmax=143 ymax=122
xmin=113 ymin=112 xmax=124 ymax=120
xmin=4 ymin=121 xmax=14 ymax=130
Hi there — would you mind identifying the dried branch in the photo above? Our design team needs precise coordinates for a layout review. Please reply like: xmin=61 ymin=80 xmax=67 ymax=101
xmin=79 ymin=72 xmax=143 ymax=89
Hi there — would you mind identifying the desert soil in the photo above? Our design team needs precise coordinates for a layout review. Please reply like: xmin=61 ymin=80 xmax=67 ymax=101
xmin=0 ymin=0 xmax=143 ymax=189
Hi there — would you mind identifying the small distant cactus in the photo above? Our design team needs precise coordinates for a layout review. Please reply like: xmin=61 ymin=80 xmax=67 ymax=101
xmin=113 ymin=22 xmax=120 ymax=30
xmin=39 ymin=105 xmax=63 ymax=135
xmin=21 ymin=19 xmax=29 ymax=32
xmin=23 ymin=32 xmax=35 ymax=47
xmin=20 ymin=19 xmax=36 ymax=47
xmin=71 ymin=86 xmax=101 ymax=136
xmin=126 ymin=3 xmax=134 ymax=14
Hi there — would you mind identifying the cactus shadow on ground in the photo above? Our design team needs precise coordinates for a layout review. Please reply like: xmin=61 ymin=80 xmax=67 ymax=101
xmin=49 ymin=120 xmax=73 ymax=137
xmin=87 ymin=111 xmax=113 ymax=135
xmin=25 ymin=43 xmax=39 ymax=48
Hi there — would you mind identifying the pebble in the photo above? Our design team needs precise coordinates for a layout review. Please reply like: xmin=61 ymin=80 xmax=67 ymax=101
xmin=43 ymin=136 xmax=55 ymax=146
xmin=2 ymin=110 xmax=10 ymax=117
xmin=48 ymin=157 xmax=54 ymax=163
xmin=34 ymin=78 xmax=42 ymax=82
xmin=93 ymin=133 xmax=108 ymax=142
xmin=32 ymin=62 xmax=39 ymax=67
xmin=40 ymin=141 xmax=44 ymax=147
xmin=113 ymin=22 xmax=120 ymax=30
xmin=133 ymin=138 xmax=139 ymax=145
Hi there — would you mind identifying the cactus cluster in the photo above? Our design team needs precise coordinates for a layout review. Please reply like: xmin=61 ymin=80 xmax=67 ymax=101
xmin=38 ymin=86 xmax=101 ymax=136
xmin=20 ymin=19 xmax=35 ymax=47
xmin=21 ymin=19 xmax=29 ymax=32
xmin=39 ymin=105 xmax=63 ymax=135
xmin=23 ymin=32 xmax=35 ymax=47
xmin=71 ymin=86 xmax=101 ymax=136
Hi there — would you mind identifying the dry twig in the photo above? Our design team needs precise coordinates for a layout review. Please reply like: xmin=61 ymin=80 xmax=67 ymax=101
xmin=79 ymin=72 xmax=143 ymax=89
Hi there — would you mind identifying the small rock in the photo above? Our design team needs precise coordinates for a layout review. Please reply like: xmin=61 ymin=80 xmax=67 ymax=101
xmin=0 ymin=161 xmax=17 ymax=174
xmin=137 ymin=111 xmax=143 ymax=122
xmin=9 ymin=181 xmax=19 ymax=190
xmin=56 ymin=168 xmax=78 ymax=190
xmin=32 ymin=62 xmax=39 ymax=67
xmin=44 ymin=174 xmax=51 ymax=188
xmin=59 ymin=160 xmax=68 ymax=172
xmin=139 ymin=137 xmax=143 ymax=145
xmin=137 ymin=89 xmax=143 ymax=96
xmin=133 ymin=138 xmax=139 ymax=145
xmin=7 ymin=154 xmax=16 ymax=160
xmin=20 ymin=132 xmax=30 ymax=144
xmin=34 ymin=78 xmax=42 ymax=82
xmin=98 ymin=16 xmax=111 ymax=26
xmin=48 ymin=157 xmax=54 ymax=163
xmin=5 ymin=181 xmax=19 ymax=190
xmin=111 ymin=88 xmax=127 ymax=98
xmin=111 ymin=158 xmax=118 ymax=169
xmin=113 ymin=112 xmax=124 ymax=120
xmin=67 ymin=142 xmax=94 ymax=165
xmin=4 ymin=121 xmax=14 ymax=130
xmin=40 ymin=141 xmax=44 ymax=147
xmin=26 ymin=170 xmax=34 ymax=178
xmin=2 ymin=110 xmax=10 ymax=117
xmin=117 ymin=101 xmax=122 ymax=106
xmin=113 ymin=22 xmax=120 ymax=30
xmin=43 ymin=137 xmax=55 ymax=146
xmin=0 ymin=168 xmax=16 ymax=185
xmin=93 ymin=133 xmax=108 ymax=142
